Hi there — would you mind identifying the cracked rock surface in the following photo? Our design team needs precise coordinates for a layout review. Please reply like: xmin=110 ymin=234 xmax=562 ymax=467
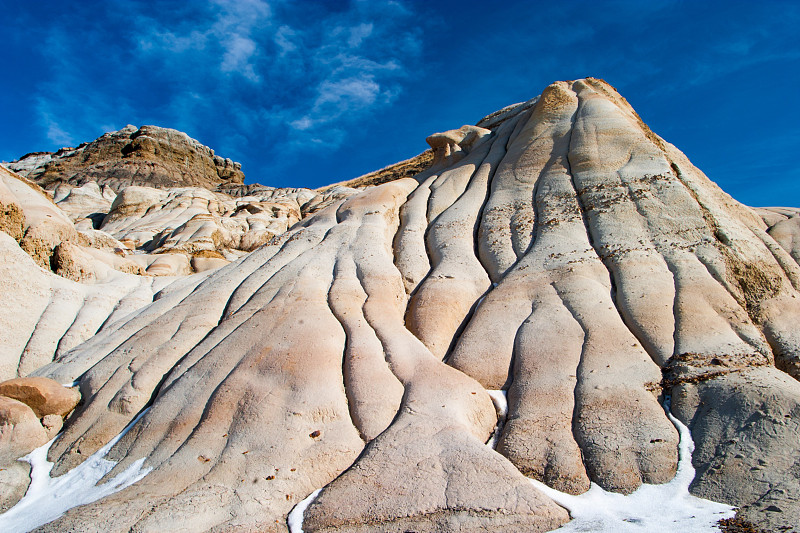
xmin=0 ymin=78 xmax=799 ymax=532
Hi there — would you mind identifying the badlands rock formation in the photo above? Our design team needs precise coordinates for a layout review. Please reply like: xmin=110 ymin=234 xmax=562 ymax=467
xmin=3 ymin=148 xmax=359 ymax=279
xmin=6 ymin=125 xmax=245 ymax=191
xmin=0 ymin=78 xmax=799 ymax=532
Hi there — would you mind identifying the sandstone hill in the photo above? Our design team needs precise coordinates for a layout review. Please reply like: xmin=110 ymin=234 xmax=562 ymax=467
xmin=1 ymin=78 xmax=800 ymax=532
xmin=6 ymin=125 xmax=245 ymax=192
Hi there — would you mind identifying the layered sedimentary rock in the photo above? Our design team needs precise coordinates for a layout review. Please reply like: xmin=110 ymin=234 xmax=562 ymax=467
xmin=0 ymin=78 xmax=798 ymax=532
xmin=6 ymin=125 xmax=245 ymax=192
xmin=69 ymin=183 xmax=358 ymax=273
xmin=0 ymin=228 xmax=179 ymax=381
xmin=2 ymin=158 xmax=361 ymax=278
xmin=1 ymin=123 xmax=368 ymax=277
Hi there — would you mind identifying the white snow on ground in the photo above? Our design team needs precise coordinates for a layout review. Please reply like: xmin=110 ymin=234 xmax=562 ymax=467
xmin=0 ymin=392 xmax=734 ymax=532
xmin=486 ymin=389 xmax=508 ymax=448
xmin=486 ymin=389 xmax=508 ymax=417
xmin=287 ymin=488 xmax=322 ymax=533
xmin=0 ymin=408 xmax=152 ymax=533
xmin=530 ymin=399 xmax=736 ymax=532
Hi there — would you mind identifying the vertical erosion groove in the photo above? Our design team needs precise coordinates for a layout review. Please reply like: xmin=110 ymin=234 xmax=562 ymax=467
xmin=392 ymin=174 xmax=436 ymax=296
xmin=404 ymin=137 xmax=496 ymax=360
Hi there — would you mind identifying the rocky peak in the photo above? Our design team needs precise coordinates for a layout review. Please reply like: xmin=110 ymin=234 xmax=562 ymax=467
xmin=1 ymin=78 xmax=799 ymax=533
xmin=6 ymin=125 xmax=245 ymax=192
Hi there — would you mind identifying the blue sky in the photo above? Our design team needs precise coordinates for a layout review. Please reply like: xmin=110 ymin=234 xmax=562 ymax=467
xmin=1 ymin=0 xmax=798 ymax=206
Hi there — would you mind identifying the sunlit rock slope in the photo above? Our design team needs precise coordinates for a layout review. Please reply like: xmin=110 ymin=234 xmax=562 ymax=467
xmin=6 ymin=125 xmax=245 ymax=192
xmin=2 ymin=78 xmax=800 ymax=532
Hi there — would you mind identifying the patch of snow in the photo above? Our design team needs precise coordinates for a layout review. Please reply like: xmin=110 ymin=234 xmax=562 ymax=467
xmin=0 ymin=408 xmax=153 ymax=533
xmin=486 ymin=389 xmax=508 ymax=448
xmin=474 ymin=283 xmax=498 ymax=309
xmin=287 ymin=488 xmax=322 ymax=533
xmin=529 ymin=399 xmax=735 ymax=532
xmin=486 ymin=389 xmax=508 ymax=418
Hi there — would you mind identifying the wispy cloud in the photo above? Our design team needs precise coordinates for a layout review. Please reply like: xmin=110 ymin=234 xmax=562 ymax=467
xmin=39 ymin=104 xmax=75 ymax=146
xmin=220 ymin=35 xmax=260 ymax=81
xmin=273 ymin=25 xmax=298 ymax=56
xmin=6 ymin=0 xmax=799 ymax=198
xmin=346 ymin=23 xmax=373 ymax=48
xmin=23 ymin=0 xmax=422 ymax=171
xmin=136 ymin=0 xmax=271 ymax=82
xmin=292 ymin=75 xmax=384 ymax=132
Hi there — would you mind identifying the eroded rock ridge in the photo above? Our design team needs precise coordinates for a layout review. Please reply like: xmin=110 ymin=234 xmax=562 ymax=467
xmin=7 ymin=125 xmax=244 ymax=192
xmin=0 ymin=78 xmax=798 ymax=532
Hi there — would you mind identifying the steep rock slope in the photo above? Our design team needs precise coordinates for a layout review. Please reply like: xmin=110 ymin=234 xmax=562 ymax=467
xmin=6 ymin=125 xmax=245 ymax=192
xmin=0 ymin=228 xmax=182 ymax=382
xmin=1 ymin=78 xmax=799 ymax=532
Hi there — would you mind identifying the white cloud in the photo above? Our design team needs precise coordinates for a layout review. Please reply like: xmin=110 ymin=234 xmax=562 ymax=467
xmin=45 ymin=121 xmax=75 ymax=147
xmin=272 ymin=4 xmax=418 ymax=148
xmin=347 ymin=23 xmax=373 ymax=48
xmin=136 ymin=0 xmax=270 ymax=82
xmin=140 ymin=30 xmax=208 ymax=53
xmin=220 ymin=35 xmax=259 ymax=81
xmin=289 ymin=117 xmax=313 ymax=131
xmin=317 ymin=76 xmax=381 ymax=108
xmin=274 ymin=25 xmax=299 ymax=56
xmin=36 ymin=98 xmax=75 ymax=147
xmin=291 ymin=76 xmax=386 ymax=133
xmin=25 ymin=0 xmax=422 ymax=164
xmin=210 ymin=0 xmax=270 ymax=80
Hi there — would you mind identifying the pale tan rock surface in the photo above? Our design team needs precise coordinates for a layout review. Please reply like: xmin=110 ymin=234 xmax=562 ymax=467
xmin=0 ymin=462 xmax=31 ymax=513
xmin=0 ymin=396 xmax=49 ymax=464
xmin=757 ymin=207 xmax=800 ymax=267
xmin=671 ymin=367 xmax=800 ymax=532
xmin=0 ymin=165 xmax=152 ymax=281
xmin=4 ymin=128 xmax=361 ymax=279
xmin=53 ymin=180 xmax=116 ymax=229
xmin=0 ymin=165 xmax=79 ymax=269
xmin=99 ymin=185 xmax=305 ymax=254
xmin=0 ymin=231 xmax=174 ymax=382
xmin=0 ymin=78 xmax=797 ymax=532
xmin=0 ymin=377 xmax=80 ymax=418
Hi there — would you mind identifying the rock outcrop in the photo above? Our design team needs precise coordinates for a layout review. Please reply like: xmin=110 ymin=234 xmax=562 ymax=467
xmin=6 ymin=125 xmax=245 ymax=192
xmin=318 ymin=150 xmax=434 ymax=192
xmin=2 ymin=160 xmax=360 ymax=278
xmin=0 ymin=377 xmax=81 ymax=418
xmin=0 ymin=229 xmax=174 ymax=382
xmin=0 ymin=377 xmax=81 ymax=511
xmin=0 ymin=78 xmax=799 ymax=532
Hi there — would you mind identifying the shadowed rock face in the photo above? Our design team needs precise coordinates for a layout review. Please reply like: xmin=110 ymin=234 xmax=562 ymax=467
xmin=1 ymin=78 xmax=798 ymax=532
xmin=6 ymin=125 xmax=245 ymax=192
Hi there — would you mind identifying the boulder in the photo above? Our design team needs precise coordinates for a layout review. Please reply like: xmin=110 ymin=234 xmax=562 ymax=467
xmin=0 ymin=395 xmax=48 ymax=464
xmin=0 ymin=377 xmax=81 ymax=418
